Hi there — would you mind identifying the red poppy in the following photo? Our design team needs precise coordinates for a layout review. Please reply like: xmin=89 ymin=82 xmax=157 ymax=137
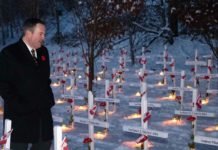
xmin=67 ymin=99 xmax=74 ymax=103
xmin=204 ymin=76 xmax=210 ymax=80
xmin=170 ymin=63 xmax=175 ymax=67
xmin=163 ymin=68 xmax=168 ymax=71
xmin=99 ymin=102 xmax=106 ymax=107
xmin=41 ymin=55 xmax=46 ymax=61
xmin=176 ymin=96 xmax=182 ymax=101
xmin=187 ymin=116 xmax=196 ymax=122
xmin=61 ymin=80 xmax=66 ymax=84
xmin=83 ymin=137 xmax=92 ymax=144
xmin=170 ymin=74 xmax=175 ymax=78
xmin=111 ymin=74 xmax=115 ymax=79
xmin=181 ymin=75 xmax=186 ymax=79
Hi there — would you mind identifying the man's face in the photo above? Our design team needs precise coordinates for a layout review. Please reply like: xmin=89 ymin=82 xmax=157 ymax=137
xmin=28 ymin=23 xmax=46 ymax=49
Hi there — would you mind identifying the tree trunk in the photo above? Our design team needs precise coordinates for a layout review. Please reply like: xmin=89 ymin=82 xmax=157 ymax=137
xmin=169 ymin=0 xmax=178 ymax=36
xmin=88 ymin=46 xmax=95 ymax=91
xmin=55 ymin=10 xmax=61 ymax=45
xmin=10 ymin=22 xmax=14 ymax=38
xmin=51 ymin=0 xmax=61 ymax=46
xmin=161 ymin=0 xmax=166 ymax=26
xmin=129 ymin=32 xmax=135 ymax=65
xmin=1 ymin=24 xmax=6 ymax=45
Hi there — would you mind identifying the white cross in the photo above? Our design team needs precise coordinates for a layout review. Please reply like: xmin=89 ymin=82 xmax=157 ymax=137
xmin=123 ymin=83 xmax=168 ymax=150
xmin=95 ymin=80 xmax=120 ymax=122
xmin=174 ymin=89 xmax=216 ymax=148
xmin=74 ymin=91 xmax=110 ymax=150
xmin=185 ymin=49 xmax=207 ymax=87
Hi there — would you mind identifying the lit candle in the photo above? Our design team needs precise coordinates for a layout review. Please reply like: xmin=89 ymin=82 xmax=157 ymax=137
xmin=61 ymin=124 xmax=74 ymax=133
xmin=94 ymin=131 xmax=108 ymax=140
xmin=124 ymin=113 xmax=141 ymax=120
xmin=135 ymin=92 xmax=141 ymax=97
xmin=97 ymin=76 xmax=102 ymax=81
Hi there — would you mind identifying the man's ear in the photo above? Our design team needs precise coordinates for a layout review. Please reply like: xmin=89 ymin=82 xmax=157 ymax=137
xmin=26 ymin=30 xmax=32 ymax=35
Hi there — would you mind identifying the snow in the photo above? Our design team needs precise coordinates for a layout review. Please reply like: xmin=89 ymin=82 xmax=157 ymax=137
xmin=46 ymin=35 xmax=218 ymax=149
xmin=0 ymin=17 xmax=218 ymax=150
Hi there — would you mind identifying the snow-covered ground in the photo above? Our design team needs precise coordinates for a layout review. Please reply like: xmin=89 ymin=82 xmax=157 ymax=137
xmin=48 ymin=36 xmax=218 ymax=150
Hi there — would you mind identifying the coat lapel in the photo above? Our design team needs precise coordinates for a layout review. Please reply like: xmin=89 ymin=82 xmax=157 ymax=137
xmin=18 ymin=39 xmax=39 ymax=67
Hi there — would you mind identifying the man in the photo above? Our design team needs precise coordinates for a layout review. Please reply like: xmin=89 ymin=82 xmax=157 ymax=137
xmin=0 ymin=18 xmax=55 ymax=150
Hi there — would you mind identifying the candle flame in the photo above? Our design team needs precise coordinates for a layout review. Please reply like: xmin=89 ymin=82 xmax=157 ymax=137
xmin=124 ymin=113 xmax=141 ymax=120
xmin=162 ymin=117 xmax=186 ymax=126
xmin=66 ymin=86 xmax=72 ymax=91
xmin=51 ymin=82 xmax=60 ymax=87
xmin=97 ymin=76 xmax=102 ymax=81
xmin=61 ymin=124 xmax=74 ymax=133
xmin=201 ymin=98 xmax=209 ymax=105
xmin=204 ymin=125 xmax=218 ymax=132
xmin=122 ymin=140 xmax=153 ymax=148
xmin=156 ymin=81 xmax=165 ymax=86
xmin=158 ymin=93 xmax=176 ymax=101
xmin=98 ymin=110 xmax=116 ymax=116
xmin=78 ymin=75 xmax=82 ymax=79
xmin=135 ymin=92 xmax=141 ymax=97
xmin=116 ymin=78 xmax=121 ymax=83
xmin=55 ymin=99 xmax=66 ymax=104
xmin=160 ymin=71 xmax=164 ymax=76
xmin=74 ymin=105 xmax=88 ymax=111
xmin=186 ymin=85 xmax=192 ymax=89
xmin=94 ymin=131 xmax=108 ymax=140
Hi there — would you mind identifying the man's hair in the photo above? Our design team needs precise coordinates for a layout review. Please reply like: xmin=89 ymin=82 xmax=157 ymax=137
xmin=23 ymin=18 xmax=45 ymax=34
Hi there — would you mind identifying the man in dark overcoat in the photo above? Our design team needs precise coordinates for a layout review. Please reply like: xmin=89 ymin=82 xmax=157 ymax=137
xmin=0 ymin=18 xmax=55 ymax=150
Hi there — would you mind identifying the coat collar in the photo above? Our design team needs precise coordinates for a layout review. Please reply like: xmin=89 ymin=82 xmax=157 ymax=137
xmin=18 ymin=39 xmax=39 ymax=66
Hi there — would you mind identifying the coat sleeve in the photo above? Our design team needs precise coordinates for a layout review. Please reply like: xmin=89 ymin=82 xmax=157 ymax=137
xmin=0 ymin=51 xmax=11 ymax=97
xmin=0 ymin=50 xmax=39 ymax=115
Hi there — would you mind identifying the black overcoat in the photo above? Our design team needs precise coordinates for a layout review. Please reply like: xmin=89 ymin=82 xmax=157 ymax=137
xmin=0 ymin=39 xmax=55 ymax=143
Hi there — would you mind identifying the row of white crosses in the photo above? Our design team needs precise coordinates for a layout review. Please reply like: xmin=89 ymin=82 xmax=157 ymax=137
xmin=174 ymin=88 xmax=217 ymax=149
xmin=51 ymin=62 xmax=88 ymax=94
xmin=196 ymin=59 xmax=218 ymax=90
xmin=135 ymin=47 xmax=155 ymax=84
xmin=61 ymin=80 xmax=120 ymax=124
xmin=168 ymin=70 xmax=190 ymax=110
xmin=112 ymin=48 xmax=130 ymax=85
xmin=136 ymin=47 xmax=150 ymax=71
xmin=119 ymin=48 xmax=129 ymax=70
xmin=123 ymin=83 xmax=168 ymax=150
xmin=95 ymin=80 xmax=120 ymax=122
xmin=96 ymin=49 xmax=112 ymax=80
xmin=185 ymin=49 xmax=207 ymax=88
xmin=156 ymin=45 xmax=174 ymax=85
xmin=50 ymin=49 xmax=72 ymax=76
xmin=50 ymin=50 xmax=85 ymax=85
xmin=61 ymin=91 xmax=84 ymax=124
xmin=67 ymin=51 xmax=83 ymax=88
xmin=51 ymin=76 xmax=71 ymax=95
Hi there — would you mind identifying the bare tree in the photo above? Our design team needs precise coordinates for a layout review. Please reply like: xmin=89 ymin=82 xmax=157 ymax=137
xmin=175 ymin=0 xmax=218 ymax=58
xmin=69 ymin=0 xmax=143 ymax=91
